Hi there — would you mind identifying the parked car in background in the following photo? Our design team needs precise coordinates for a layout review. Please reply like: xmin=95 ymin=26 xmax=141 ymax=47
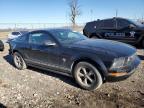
xmin=8 ymin=31 xmax=28 ymax=41
xmin=83 ymin=17 xmax=144 ymax=47
xmin=0 ymin=40 xmax=4 ymax=51
xmin=9 ymin=29 xmax=141 ymax=90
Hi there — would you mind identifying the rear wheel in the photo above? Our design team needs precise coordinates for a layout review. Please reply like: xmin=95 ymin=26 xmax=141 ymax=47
xmin=13 ymin=52 xmax=27 ymax=70
xmin=73 ymin=62 xmax=103 ymax=90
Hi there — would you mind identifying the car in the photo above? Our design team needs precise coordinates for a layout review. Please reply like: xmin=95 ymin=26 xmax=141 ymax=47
xmin=0 ymin=40 xmax=4 ymax=51
xmin=9 ymin=29 xmax=141 ymax=90
xmin=8 ymin=31 xmax=28 ymax=41
xmin=83 ymin=17 xmax=144 ymax=47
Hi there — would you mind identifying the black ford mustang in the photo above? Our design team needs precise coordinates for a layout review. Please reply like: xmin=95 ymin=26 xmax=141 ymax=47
xmin=9 ymin=29 xmax=141 ymax=90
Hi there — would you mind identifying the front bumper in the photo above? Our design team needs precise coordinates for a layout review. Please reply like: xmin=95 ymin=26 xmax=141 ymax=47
xmin=106 ymin=55 xmax=141 ymax=82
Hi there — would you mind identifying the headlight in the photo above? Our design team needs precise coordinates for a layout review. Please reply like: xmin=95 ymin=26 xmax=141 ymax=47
xmin=110 ymin=54 xmax=135 ymax=70
xmin=110 ymin=57 xmax=126 ymax=69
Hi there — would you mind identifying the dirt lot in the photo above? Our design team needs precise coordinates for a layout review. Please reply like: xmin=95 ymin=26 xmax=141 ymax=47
xmin=0 ymin=42 xmax=144 ymax=108
xmin=0 ymin=32 xmax=9 ymax=40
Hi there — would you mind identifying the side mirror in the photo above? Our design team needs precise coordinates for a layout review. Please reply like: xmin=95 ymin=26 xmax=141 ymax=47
xmin=44 ymin=41 xmax=56 ymax=47
xmin=128 ymin=24 xmax=136 ymax=29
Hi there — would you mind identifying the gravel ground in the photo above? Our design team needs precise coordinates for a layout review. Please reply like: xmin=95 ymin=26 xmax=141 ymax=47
xmin=0 ymin=44 xmax=144 ymax=108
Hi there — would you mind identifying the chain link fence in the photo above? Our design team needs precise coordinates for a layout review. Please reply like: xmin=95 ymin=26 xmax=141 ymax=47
xmin=0 ymin=23 xmax=85 ymax=40
xmin=0 ymin=23 xmax=85 ymax=31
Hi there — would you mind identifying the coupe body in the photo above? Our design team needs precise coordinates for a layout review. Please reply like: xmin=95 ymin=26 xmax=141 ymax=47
xmin=9 ymin=29 xmax=141 ymax=90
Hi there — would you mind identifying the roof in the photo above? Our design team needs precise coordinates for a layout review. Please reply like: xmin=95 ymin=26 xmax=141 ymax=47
xmin=91 ymin=17 xmax=129 ymax=22
xmin=31 ymin=28 xmax=72 ymax=33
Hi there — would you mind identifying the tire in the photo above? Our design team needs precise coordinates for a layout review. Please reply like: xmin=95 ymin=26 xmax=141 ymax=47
xmin=73 ymin=62 xmax=103 ymax=90
xmin=13 ymin=52 xmax=27 ymax=70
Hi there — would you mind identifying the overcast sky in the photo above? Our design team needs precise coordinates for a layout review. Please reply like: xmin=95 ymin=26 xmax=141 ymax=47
xmin=0 ymin=0 xmax=144 ymax=23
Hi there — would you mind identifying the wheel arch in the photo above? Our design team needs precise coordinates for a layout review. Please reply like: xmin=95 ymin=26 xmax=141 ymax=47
xmin=71 ymin=57 xmax=107 ymax=81
xmin=12 ymin=50 xmax=25 ymax=59
xmin=90 ymin=33 xmax=102 ymax=38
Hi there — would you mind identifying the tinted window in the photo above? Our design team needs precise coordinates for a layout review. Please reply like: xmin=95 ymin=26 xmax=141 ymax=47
xmin=12 ymin=32 xmax=20 ymax=35
xmin=29 ymin=32 xmax=54 ymax=45
xmin=117 ymin=19 xmax=130 ymax=29
xmin=128 ymin=19 xmax=143 ymax=27
xmin=98 ymin=20 xmax=104 ymax=29
xmin=99 ymin=19 xmax=115 ymax=29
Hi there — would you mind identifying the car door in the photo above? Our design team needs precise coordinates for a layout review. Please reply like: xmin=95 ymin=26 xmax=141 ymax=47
xmin=26 ymin=31 xmax=61 ymax=71
xmin=116 ymin=19 xmax=137 ymax=43
xmin=99 ymin=19 xmax=117 ymax=40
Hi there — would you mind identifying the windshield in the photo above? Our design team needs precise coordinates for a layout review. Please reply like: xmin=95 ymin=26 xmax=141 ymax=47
xmin=50 ymin=30 xmax=87 ymax=44
xmin=128 ymin=19 xmax=144 ymax=27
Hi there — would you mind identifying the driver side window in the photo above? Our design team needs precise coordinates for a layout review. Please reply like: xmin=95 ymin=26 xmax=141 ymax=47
xmin=29 ymin=32 xmax=54 ymax=45
xmin=117 ymin=19 xmax=130 ymax=29
xmin=68 ymin=32 xmax=78 ymax=38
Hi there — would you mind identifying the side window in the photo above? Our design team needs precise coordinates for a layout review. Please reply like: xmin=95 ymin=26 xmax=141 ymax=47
xmin=99 ymin=19 xmax=115 ymax=29
xmin=104 ymin=19 xmax=115 ymax=29
xmin=117 ymin=19 xmax=130 ymax=29
xmin=99 ymin=20 xmax=105 ymax=29
xmin=29 ymin=32 xmax=54 ymax=45
xmin=68 ymin=32 xmax=78 ymax=38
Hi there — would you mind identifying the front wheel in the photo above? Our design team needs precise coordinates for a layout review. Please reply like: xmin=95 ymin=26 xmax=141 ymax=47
xmin=13 ymin=52 xmax=27 ymax=70
xmin=73 ymin=62 xmax=103 ymax=90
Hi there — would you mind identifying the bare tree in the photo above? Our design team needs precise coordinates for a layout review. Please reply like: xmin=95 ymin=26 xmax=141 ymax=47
xmin=68 ymin=0 xmax=81 ymax=27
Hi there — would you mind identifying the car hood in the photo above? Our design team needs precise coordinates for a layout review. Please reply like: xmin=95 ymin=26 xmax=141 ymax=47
xmin=70 ymin=39 xmax=136 ymax=57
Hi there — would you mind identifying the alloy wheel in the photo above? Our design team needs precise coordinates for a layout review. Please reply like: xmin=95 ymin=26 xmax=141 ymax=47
xmin=77 ymin=67 xmax=96 ymax=87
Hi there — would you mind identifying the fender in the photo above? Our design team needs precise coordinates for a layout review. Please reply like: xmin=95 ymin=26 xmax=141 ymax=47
xmin=70 ymin=56 xmax=108 ymax=80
